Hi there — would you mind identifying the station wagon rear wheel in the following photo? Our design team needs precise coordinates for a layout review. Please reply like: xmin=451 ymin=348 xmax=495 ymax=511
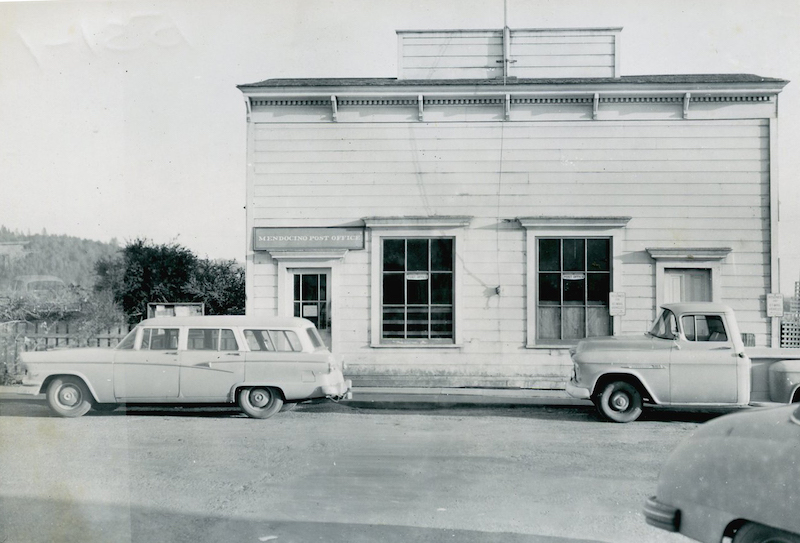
xmin=238 ymin=387 xmax=283 ymax=419
xmin=733 ymin=522 xmax=800 ymax=543
xmin=596 ymin=381 xmax=643 ymax=423
xmin=46 ymin=376 xmax=93 ymax=418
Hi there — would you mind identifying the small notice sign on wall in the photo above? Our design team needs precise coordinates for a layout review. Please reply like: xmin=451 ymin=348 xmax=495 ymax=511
xmin=609 ymin=292 xmax=626 ymax=316
xmin=766 ymin=293 xmax=784 ymax=317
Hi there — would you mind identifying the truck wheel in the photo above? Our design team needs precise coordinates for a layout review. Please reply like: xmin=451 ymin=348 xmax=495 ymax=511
xmin=238 ymin=387 xmax=283 ymax=419
xmin=596 ymin=381 xmax=643 ymax=423
xmin=46 ymin=376 xmax=93 ymax=418
xmin=733 ymin=522 xmax=800 ymax=543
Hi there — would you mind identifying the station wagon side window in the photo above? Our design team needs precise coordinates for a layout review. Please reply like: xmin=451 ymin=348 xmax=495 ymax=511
xmin=187 ymin=328 xmax=240 ymax=351
xmin=116 ymin=328 xmax=138 ymax=350
xmin=141 ymin=328 xmax=179 ymax=350
xmin=306 ymin=327 xmax=324 ymax=349
xmin=681 ymin=315 xmax=728 ymax=342
xmin=244 ymin=329 xmax=302 ymax=352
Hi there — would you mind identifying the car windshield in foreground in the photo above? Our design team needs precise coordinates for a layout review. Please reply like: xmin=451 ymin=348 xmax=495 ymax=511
xmin=648 ymin=309 xmax=677 ymax=340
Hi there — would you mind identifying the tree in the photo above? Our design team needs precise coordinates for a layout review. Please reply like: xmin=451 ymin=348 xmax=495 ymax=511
xmin=95 ymin=239 xmax=245 ymax=323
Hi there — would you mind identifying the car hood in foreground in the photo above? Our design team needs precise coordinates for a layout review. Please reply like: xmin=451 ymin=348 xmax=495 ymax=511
xmin=656 ymin=404 xmax=800 ymax=534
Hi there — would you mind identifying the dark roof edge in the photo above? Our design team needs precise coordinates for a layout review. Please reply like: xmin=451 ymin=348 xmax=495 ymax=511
xmin=238 ymin=74 xmax=788 ymax=90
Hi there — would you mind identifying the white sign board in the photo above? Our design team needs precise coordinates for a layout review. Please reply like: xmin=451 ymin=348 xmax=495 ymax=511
xmin=766 ymin=293 xmax=784 ymax=317
xmin=609 ymin=292 xmax=626 ymax=316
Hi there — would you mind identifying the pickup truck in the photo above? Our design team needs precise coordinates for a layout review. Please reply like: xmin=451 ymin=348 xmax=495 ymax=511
xmin=566 ymin=302 xmax=800 ymax=422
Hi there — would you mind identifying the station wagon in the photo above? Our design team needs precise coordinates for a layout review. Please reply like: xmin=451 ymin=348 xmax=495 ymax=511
xmin=19 ymin=315 xmax=352 ymax=418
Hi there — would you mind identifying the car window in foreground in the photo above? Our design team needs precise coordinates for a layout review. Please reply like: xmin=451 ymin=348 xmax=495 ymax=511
xmin=141 ymin=328 xmax=179 ymax=350
xmin=682 ymin=315 xmax=728 ymax=342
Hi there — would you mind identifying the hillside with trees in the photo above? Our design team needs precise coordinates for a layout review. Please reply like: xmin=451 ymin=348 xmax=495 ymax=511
xmin=0 ymin=226 xmax=119 ymax=288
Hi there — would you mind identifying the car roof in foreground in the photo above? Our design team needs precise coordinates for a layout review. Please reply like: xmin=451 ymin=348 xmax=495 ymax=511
xmin=138 ymin=315 xmax=313 ymax=328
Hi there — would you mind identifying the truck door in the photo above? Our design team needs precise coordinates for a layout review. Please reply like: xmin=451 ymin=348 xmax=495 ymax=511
xmin=669 ymin=314 xmax=738 ymax=404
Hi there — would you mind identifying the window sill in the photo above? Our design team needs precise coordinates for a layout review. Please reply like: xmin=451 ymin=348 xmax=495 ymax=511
xmin=370 ymin=343 xmax=462 ymax=349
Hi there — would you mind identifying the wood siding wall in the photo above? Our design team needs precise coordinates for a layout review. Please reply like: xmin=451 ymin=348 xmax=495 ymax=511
xmin=249 ymin=118 xmax=770 ymax=386
xmin=397 ymin=29 xmax=619 ymax=80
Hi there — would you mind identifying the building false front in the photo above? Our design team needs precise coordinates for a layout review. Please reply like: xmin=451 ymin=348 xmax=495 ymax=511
xmin=239 ymin=28 xmax=788 ymax=390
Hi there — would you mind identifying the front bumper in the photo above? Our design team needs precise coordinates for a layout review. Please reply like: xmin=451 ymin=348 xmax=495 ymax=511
xmin=644 ymin=496 xmax=680 ymax=532
xmin=565 ymin=379 xmax=591 ymax=400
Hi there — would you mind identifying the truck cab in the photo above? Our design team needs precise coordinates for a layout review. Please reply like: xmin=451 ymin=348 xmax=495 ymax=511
xmin=567 ymin=303 xmax=752 ymax=422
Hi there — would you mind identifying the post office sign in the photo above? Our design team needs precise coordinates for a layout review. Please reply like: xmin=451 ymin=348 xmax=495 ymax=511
xmin=254 ymin=227 xmax=365 ymax=251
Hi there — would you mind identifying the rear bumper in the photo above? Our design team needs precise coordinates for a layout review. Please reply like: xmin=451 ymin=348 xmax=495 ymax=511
xmin=323 ymin=379 xmax=352 ymax=400
xmin=644 ymin=496 xmax=680 ymax=532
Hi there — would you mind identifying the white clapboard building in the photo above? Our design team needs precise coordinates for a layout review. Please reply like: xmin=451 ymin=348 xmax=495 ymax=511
xmin=238 ymin=28 xmax=788 ymax=390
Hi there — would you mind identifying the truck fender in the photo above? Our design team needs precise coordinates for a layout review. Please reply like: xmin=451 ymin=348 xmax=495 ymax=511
xmin=591 ymin=371 xmax=662 ymax=405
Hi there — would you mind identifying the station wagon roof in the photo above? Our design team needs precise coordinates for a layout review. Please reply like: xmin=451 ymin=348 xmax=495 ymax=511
xmin=661 ymin=303 xmax=733 ymax=315
xmin=138 ymin=315 xmax=313 ymax=328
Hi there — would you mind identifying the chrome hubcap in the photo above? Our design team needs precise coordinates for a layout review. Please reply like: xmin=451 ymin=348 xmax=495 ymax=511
xmin=610 ymin=391 xmax=630 ymax=411
xmin=58 ymin=386 xmax=80 ymax=407
xmin=250 ymin=389 xmax=270 ymax=408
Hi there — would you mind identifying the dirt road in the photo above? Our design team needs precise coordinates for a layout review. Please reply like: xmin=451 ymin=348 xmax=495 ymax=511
xmin=0 ymin=400 xmax=712 ymax=543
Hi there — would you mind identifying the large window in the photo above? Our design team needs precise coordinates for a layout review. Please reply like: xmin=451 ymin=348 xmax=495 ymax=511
xmin=537 ymin=237 xmax=611 ymax=343
xmin=382 ymin=238 xmax=454 ymax=342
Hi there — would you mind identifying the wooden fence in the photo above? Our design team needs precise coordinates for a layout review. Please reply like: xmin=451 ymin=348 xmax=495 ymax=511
xmin=0 ymin=320 xmax=132 ymax=383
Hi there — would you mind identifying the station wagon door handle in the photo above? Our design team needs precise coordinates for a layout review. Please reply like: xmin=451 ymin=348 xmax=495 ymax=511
xmin=712 ymin=346 xmax=732 ymax=350
xmin=225 ymin=352 xmax=240 ymax=356
xmin=164 ymin=351 xmax=178 ymax=355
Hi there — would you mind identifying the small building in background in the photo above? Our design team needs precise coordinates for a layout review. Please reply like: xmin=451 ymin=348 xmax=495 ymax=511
xmin=238 ymin=27 xmax=788 ymax=391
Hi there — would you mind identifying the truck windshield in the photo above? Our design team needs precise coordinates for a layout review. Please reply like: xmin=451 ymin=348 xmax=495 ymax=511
xmin=648 ymin=309 xmax=678 ymax=340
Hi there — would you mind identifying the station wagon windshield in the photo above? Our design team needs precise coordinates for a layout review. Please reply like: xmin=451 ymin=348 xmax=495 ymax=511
xmin=648 ymin=309 xmax=677 ymax=340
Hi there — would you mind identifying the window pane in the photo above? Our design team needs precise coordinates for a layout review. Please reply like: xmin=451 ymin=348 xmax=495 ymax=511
xmin=383 ymin=239 xmax=405 ymax=271
xmin=407 ymin=239 xmax=428 ymax=271
xmin=431 ymin=307 xmax=453 ymax=337
xmin=301 ymin=275 xmax=318 ymax=301
xmin=587 ymin=239 xmax=610 ymax=271
xmin=294 ymin=301 xmax=301 ymax=318
xmin=539 ymin=239 xmax=560 ymax=271
xmin=293 ymin=274 xmax=300 ymax=300
xmin=707 ymin=316 xmax=727 ymax=341
xmin=383 ymin=273 xmax=405 ymax=304
xmin=150 ymin=329 xmax=179 ymax=350
xmin=220 ymin=329 xmax=238 ymax=351
xmin=245 ymin=330 xmax=275 ymax=351
xmin=320 ymin=274 xmax=327 ymax=300
xmin=188 ymin=328 xmax=216 ymax=350
xmin=563 ymin=277 xmax=585 ymax=303
xmin=431 ymin=273 xmax=452 ymax=304
xmin=431 ymin=239 xmax=453 ymax=271
xmin=682 ymin=316 xmax=696 ymax=341
xmin=587 ymin=273 xmax=610 ymax=304
xmin=382 ymin=308 xmax=405 ymax=338
xmin=563 ymin=239 xmax=585 ymax=272
xmin=563 ymin=307 xmax=586 ymax=340
xmin=538 ymin=273 xmax=560 ymax=303
xmin=587 ymin=307 xmax=611 ymax=337
xmin=407 ymin=309 xmax=429 ymax=338
xmin=406 ymin=277 xmax=429 ymax=305
xmin=140 ymin=329 xmax=151 ymax=350
xmin=695 ymin=316 xmax=711 ymax=341
xmin=537 ymin=307 xmax=561 ymax=340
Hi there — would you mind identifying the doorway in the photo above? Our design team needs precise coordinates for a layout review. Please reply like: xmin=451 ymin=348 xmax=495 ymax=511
xmin=291 ymin=269 xmax=332 ymax=349
xmin=663 ymin=268 xmax=712 ymax=303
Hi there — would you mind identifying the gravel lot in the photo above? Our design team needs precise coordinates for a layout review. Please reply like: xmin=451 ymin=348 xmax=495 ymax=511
xmin=0 ymin=399 xmax=718 ymax=543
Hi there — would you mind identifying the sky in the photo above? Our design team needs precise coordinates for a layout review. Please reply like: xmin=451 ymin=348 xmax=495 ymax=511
xmin=1 ymin=0 xmax=799 ymax=294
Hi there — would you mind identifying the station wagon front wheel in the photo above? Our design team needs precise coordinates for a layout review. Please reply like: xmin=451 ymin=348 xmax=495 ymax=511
xmin=596 ymin=381 xmax=643 ymax=423
xmin=46 ymin=376 xmax=93 ymax=418
xmin=238 ymin=387 xmax=283 ymax=419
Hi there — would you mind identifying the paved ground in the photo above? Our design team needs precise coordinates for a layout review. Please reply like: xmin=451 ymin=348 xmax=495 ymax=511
xmin=0 ymin=397 xmax=720 ymax=543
